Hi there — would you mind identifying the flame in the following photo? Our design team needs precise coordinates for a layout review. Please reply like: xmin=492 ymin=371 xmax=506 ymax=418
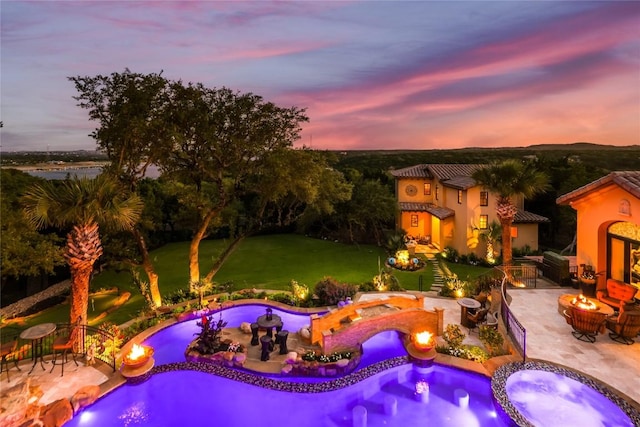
xmin=128 ymin=344 xmax=146 ymax=361
xmin=571 ymin=294 xmax=596 ymax=310
xmin=414 ymin=331 xmax=433 ymax=346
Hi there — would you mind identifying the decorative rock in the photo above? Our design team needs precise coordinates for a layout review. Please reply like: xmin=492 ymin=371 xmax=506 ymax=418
xmin=336 ymin=358 xmax=349 ymax=368
xmin=299 ymin=327 xmax=311 ymax=340
xmin=285 ymin=352 xmax=298 ymax=364
xmin=41 ymin=399 xmax=73 ymax=427
xmin=233 ymin=353 xmax=246 ymax=367
xmin=281 ymin=364 xmax=293 ymax=374
xmin=240 ymin=322 xmax=252 ymax=334
xmin=70 ymin=385 xmax=100 ymax=413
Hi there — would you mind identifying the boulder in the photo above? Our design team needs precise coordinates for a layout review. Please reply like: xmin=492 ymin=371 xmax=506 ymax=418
xmin=336 ymin=358 xmax=349 ymax=368
xmin=41 ymin=399 xmax=73 ymax=427
xmin=299 ymin=327 xmax=311 ymax=340
xmin=285 ymin=352 xmax=298 ymax=364
xmin=70 ymin=385 xmax=100 ymax=413
xmin=233 ymin=353 xmax=246 ymax=367
xmin=239 ymin=322 xmax=252 ymax=334
xmin=281 ymin=364 xmax=293 ymax=374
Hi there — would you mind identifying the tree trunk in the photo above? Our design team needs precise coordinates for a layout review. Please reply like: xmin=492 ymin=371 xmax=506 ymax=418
xmin=500 ymin=218 xmax=514 ymax=266
xmin=204 ymin=235 xmax=245 ymax=283
xmin=132 ymin=228 xmax=161 ymax=307
xmin=69 ymin=265 xmax=92 ymax=326
xmin=65 ymin=221 xmax=103 ymax=325
xmin=189 ymin=208 xmax=220 ymax=290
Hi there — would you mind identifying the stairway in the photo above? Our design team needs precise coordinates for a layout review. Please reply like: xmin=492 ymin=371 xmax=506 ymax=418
xmin=425 ymin=254 xmax=444 ymax=294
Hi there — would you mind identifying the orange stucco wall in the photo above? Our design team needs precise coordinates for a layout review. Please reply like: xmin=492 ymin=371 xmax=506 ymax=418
xmin=568 ymin=184 xmax=639 ymax=290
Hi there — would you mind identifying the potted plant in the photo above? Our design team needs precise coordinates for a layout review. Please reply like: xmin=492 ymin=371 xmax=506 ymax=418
xmin=579 ymin=265 xmax=598 ymax=297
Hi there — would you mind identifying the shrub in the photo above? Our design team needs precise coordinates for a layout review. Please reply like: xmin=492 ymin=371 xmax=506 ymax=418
xmin=193 ymin=313 xmax=228 ymax=355
xmin=442 ymin=324 xmax=465 ymax=349
xmin=439 ymin=275 xmax=474 ymax=298
xmin=289 ymin=280 xmax=310 ymax=305
xmin=479 ymin=325 xmax=506 ymax=356
xmin=269 ymin=292 xmax=296 ymax=306
xmin=358 ymin=281 xmax=377 ymax=292
xmin=314 ymin=277 xmax=357 ymax=306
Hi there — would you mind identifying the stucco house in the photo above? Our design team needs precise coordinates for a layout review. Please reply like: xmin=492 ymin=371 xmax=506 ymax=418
xmin=556 ymin=171 xmax=640 ymax=297
xmin=390 ymin=164 xmax=548 ymax=259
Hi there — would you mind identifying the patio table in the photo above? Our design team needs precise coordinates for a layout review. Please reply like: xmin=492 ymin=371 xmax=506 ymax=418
xmin=257 ymin=312 xmax=282 ymax=340
xmin=457 ymin=298 xmax=481 ymax=328
xmin=20 ymin=323 xmax=56 ymax=374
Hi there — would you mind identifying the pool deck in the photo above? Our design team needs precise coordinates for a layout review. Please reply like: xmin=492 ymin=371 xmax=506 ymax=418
xmin=1 ymin=284 xmax=639 ymax=413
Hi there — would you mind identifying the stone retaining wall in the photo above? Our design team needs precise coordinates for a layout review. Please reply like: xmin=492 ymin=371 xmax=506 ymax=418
xmin=0 ymin=280 xmax=71 ymax=320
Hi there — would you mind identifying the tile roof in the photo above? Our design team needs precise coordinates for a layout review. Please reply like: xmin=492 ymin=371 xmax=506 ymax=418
xmin=398 ymin=202 xmax=455 ymax=220
xmin=556 ymin=171 xmax=640 ymax=204
xmin=389 ymin=164 xmax=430 ymax=178
xmin=425 ymin=164 xmax=484 ymax=180
xmin=390 ymin=164 xmax=484 ymax=189
xmin=442 ymin=176 xmax=477 ymax=190
xmin=514 ymin=210 xmax=550 ymax=223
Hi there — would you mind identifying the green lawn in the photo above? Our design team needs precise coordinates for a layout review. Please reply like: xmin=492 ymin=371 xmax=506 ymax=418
xmin=7 ymin=234 xmax=491 ymax=328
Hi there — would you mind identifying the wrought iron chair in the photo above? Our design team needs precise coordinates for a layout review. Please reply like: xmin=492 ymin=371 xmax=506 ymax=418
xmin=563 ymin=306 xmax=608 ymax=343
xmin=50 ymin=321 xmax=80 ymax=376
xmin=467 ymin=308 xmax=488 ymax=333
xmin=606 ymin=309 xmax=640 ymax=345
xmin=0 ymin=338 xmax=20 ymax=381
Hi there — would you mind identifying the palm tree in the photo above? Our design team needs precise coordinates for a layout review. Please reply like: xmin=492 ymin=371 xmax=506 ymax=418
xmin=472 ymin=160 xmax=548 ymax=266
xmin=479 ymin=220 xmax=502 ymax=265
xmin=22 ymin=174 xmax=143 ymax=325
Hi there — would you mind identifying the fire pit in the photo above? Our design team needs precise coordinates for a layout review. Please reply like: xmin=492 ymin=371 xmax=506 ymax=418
xmin=122 ymin=343 xmax=154 ymax=370
xmin=571 ymin=294 xmax=597 ymax=311
xmin=413 ymin=331 xmax=434 ymax=352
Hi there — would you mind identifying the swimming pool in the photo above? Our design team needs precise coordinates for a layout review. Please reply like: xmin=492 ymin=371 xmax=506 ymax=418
xmin=66 ymin=304 xmax=514 ymax=426
xmin=64 ymin=304 xmax=638 ymax=426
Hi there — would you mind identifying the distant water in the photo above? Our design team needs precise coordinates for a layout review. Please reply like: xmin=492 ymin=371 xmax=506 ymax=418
xmin=26 ymin=165 xmax=161 ymax=180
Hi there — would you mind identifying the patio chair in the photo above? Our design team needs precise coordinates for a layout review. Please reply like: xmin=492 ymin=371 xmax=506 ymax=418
xmin=467 ymin=308 xmax=488 ymax=333
xmin=0 ymin=338 xmax=20 ymax=382
xmin=563 ymin=306 xmax=607 ymax=343
xmin=606 ymin=309 xmax=640 ymax=345
xmin=50 ymin=322 xmax=80 ymax=376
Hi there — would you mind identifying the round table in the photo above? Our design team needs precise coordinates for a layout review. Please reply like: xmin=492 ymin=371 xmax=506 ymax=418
xmin=557 ymin=294 xmax=614 ymax=316
xmin=257 ymin=313 xmax=282 ymax=339
xmin=20 ymin=323 xmax=57 ymax=374
xmin=457 ymin=298 xmax=481 ymax=328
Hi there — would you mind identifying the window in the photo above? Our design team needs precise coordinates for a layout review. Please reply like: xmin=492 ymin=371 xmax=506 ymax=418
xmin=480 ymin=191 xmax=488 ymax=206
xmin=435 ymin=185 xmax=439 ymax=201
xmin=411 ymin=215 xmax=418 ymax=227
xmin=457 ymin=190 xmax=463 ymax=204
xmin=424 ymin=183 xmax=431 ymax=195
xmin=479 ymin=215 xmax=488 ymax=229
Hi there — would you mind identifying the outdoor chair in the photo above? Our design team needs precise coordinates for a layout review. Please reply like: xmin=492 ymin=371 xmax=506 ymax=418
xmin=50 ymin=322 xmax=80 ymax=376
xmin=563 ymin=306 xmax=608 ymax=343
xmin=606 ymin=309 xmax=640 ymax=345
xmin=467 ymin=308 xmax=488 ymax=333
xmin=0 ymin=338 xmax=21 ymax=382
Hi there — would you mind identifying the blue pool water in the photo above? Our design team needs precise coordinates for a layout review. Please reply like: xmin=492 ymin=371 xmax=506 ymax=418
xmin=67 ymin=304 xmax=512 ymax=426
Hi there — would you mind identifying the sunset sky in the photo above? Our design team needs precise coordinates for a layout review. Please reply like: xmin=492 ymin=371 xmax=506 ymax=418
xmin=2 ymin=1 xmax=639 ymax=152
